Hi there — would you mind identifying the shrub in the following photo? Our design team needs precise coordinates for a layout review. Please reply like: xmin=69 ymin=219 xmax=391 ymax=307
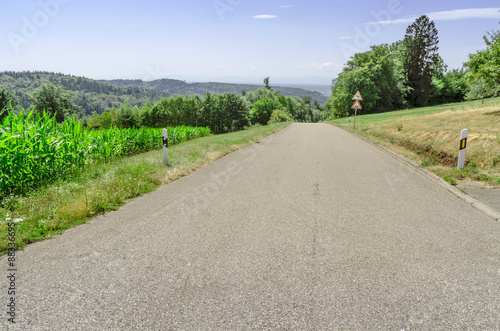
xmin=268 ymin=109 xmax=292 ymax=124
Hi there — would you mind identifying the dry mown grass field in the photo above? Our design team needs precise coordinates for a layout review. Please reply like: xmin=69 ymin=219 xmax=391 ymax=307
xmin=329 ymin=97 xmax=500 ymax=186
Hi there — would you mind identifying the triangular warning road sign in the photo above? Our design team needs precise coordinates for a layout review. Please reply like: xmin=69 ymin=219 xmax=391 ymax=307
xmin=352 ymin=91 xmax=363 ymax=100
xmin=351 ymin=100 xmax=362 ymax=109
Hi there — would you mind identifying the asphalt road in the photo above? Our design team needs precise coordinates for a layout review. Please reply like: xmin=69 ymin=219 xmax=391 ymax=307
xmin=2 ymin=123 xmax=499 ymax=330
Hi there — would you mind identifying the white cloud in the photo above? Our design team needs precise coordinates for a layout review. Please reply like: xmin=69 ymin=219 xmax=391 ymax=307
xmin=369 ymin=8 xmax=500 ymax=25
xmin=252 ymin=15 xmax=278 ymax=19
xmin=247 ymin=66 xmax=259 ymax=72
xmin=430 ymin=8 xmax=500 ymax=21
xmin=280 ymin=5 xmax=293 ymax=8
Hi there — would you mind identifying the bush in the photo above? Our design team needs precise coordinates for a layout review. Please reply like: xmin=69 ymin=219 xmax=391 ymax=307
xmin=268 ymin=109 xmax=292 ymax=124
xmin=250 ymin=97 xmax=278 ymax=125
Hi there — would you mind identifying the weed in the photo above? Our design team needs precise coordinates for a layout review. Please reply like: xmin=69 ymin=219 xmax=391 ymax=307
xmin=443 ymin=174 xmax=457 ymax=185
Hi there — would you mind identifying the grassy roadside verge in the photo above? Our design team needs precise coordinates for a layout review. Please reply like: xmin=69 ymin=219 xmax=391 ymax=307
xmin=326 ymin=97 xmax=500 ymax=186
xmin=0 ymin=123 xmax=290 ymax=254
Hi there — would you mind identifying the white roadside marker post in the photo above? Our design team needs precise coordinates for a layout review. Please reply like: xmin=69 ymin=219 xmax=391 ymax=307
xmin=162 ymin=128 xmax=169 ymax=165
xmin=457 ymin=129 xmax=468 ymax=170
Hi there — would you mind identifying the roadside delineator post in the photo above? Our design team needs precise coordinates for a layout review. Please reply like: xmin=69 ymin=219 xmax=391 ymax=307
xmin=457 ymin=129 xmax=468 ymax=170
xmin=162 ymin=128 xmax=169 ymax=165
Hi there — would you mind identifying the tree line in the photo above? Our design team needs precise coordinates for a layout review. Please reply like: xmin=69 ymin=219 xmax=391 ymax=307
xmin=1 ymin=78 xmax=325 ymax=134
xmin=0 ymin=71 xmax=327 ymax=117
xmin=0 ymin=71 xmax=168 ymax=115
xmin=324 ymin=14 xmax=500 ymax=118
xmin=84 ymin=82 xmax=324 ymax=133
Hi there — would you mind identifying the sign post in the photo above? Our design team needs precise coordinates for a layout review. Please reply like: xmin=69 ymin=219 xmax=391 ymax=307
xmin=351 ymin=91 xmax=363 ymax=129
xmin=162 ymin=129 xmax=169 ymax=165
xmin=457 ymin=129 xmax=468 ymax=170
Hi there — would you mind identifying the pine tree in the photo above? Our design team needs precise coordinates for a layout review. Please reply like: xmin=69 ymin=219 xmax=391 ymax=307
xmin=402 ymin=15 xmax=441 ymax=107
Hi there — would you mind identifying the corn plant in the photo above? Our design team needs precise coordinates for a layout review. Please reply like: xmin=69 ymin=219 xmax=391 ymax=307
xmin=0 ymin=110 xmax=210 ymax=199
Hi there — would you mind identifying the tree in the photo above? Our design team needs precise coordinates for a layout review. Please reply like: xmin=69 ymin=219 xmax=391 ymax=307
xmin=30 ymin=82 xmax=80 ymax=122
xmin=327 ymin=44 xmax=406 ymax=117
xmin=250 ymin=97 xmax=278 ymax=125
xmin=429 ymin=69 xmax=468 ymax=105
xmin=313 ymin=100 xmax=323 ymax=111
xmin=115 ymin=101 xmax=139 ymax=128
xmin=0 ymin=88 xmax=19 ymax=120
xmin=402 ymin=15 xmax=441 ymax=107
xmin=219 ymin=93 xmax=250 ymax=131
xmin=263 ymin=76 xmax=272 ymax=90
xmin=302 ymin=95 xmax=314 ymax=121
xmin=268 ymin=108 xmax=292 ymax=124
xmin=464 ymin=17 xmax=500 ymax=101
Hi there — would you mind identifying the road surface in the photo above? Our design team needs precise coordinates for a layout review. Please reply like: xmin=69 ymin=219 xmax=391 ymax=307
xmin=2 ymin=123 xmax=499 ymax=330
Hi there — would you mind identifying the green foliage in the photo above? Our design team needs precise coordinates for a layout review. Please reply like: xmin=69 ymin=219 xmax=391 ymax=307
xmin=97 ymin=110 xmax=117 ymax=129
xmin=327 ymin=44 xmax=406 ymax=117
xmin=115 ymin=101 xmax=139 ymax=128
xmin=465 ymin=78 xmax=500 ymax=100
xmin=250 ymin=97 xmax=279 ymax=125
xmin=0 ymin=71 xmax=166 ymax=116
xmin=402 ymin=15 xmax=441 ymax=107
xmin=464 ymin=18 xmax=500 ymax=98
xmin=217 ymin=92 xmax=251 ymax=132
xmin=0 ymin=72 xmax=327 ymax=117
xmin=199 ymin=92 xmax=251 ymax=134
xmin=243 ymin=87 xmax=276 ymax=104
xmin=243 ymin=89 xmax=317 ymax=123
xmin=264 ymin=76 xmax=272 ymax=90
xmin=0 ymin=89 xmax=19 ymax=120
xmin=0 ymin=110 xmax=210 ymax=198
xmin=429 ymin=69 xmax=469 ymax=105
xmin=326 ymin=15 xmax=476 ymax=116
xmin=29 ymin=82 xmax=80 ymax=123
xmin=268 ymin=108 xmax=293 ymax=124
xmin=443 ymin=174 xmax=457 ymax=185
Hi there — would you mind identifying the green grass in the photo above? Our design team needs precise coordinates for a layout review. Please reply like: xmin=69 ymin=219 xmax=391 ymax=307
xmin=0 ymin=123 xmax=289 ymax=255
xmin=326 ymin=97 xmax=500 ymax=186
xmin=330 ymin=97 xmax=500 ymax=127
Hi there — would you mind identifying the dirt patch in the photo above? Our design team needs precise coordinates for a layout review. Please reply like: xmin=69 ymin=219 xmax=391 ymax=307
xmin=394 ymin=139 xmax=461 ymax=167
xmin=484 ymin=110 xmax=500 ymax=116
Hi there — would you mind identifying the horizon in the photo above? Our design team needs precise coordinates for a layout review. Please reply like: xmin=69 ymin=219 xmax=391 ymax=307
xmin=1 ymin=1 xmax=499 ymax=85
xmin=0 ymin=69 xmax=333 ymax=89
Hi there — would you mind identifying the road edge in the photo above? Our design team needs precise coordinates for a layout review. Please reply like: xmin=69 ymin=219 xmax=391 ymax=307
xmin=328 ymin=123 xmax=500 ymax=222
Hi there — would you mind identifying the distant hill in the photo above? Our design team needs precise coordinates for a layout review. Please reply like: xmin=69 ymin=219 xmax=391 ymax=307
xmin=102 ymin=79 xmax=329 ymax=104
xmin=0 ymin=71 xmax=167 ymax=115
xmin=0 ymin=71 xmax=328 ymax=116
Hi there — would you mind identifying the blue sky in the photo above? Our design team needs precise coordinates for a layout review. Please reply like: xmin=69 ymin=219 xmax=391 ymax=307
xmin=1 ymin=0 xmax=499 ymax=85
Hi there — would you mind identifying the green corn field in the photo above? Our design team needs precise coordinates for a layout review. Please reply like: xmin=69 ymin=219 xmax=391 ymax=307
xmin=0 ymin=109 xmax=210 ymax=198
